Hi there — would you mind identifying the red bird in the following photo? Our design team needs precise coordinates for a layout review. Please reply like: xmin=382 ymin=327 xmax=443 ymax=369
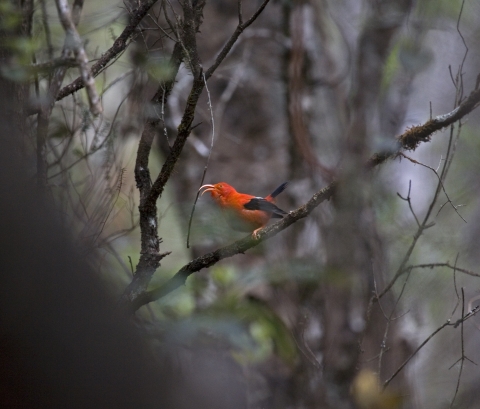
xmin=199 ymin=182 xmax=288 ymax=239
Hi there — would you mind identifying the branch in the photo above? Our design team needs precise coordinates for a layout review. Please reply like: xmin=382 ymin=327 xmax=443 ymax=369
xmin=37 ymin=0 xmax=85 ymax=187
xmin=55 ymin=0 xmax=158 ymax=102
xmin=204 ymin=0 xmax=271 ymax=81
xmin=144 ymin=0 xmax=272 ymax=209
xmin=368 ymin=79 xmax=480 ymax=168
xmin=408 ymin=263 xmax=480 ymax=278
xmin=383 ymin=304 xmax=479 ymax=389
xmin=55 ymin=0 xmax=102 ymax=115
xmin=121 ymin=0 xmax=207 ymax=304
xmin=125 ymin=75 xmax=480 ymax=311
xmin=128 ymin=183 xmax=336 ymax=311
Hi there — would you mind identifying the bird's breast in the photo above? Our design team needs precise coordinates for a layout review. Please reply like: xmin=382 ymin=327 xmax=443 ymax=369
xmin=221 ymin=207 xmax=270 ymax=232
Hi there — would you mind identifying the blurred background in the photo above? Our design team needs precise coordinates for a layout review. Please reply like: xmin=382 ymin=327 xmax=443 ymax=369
xmin=2 ymin=0 xmax=480 ymax=407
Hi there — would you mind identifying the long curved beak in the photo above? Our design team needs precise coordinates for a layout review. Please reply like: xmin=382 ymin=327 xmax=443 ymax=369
xmin=199 ymin=184 xmax=215 ymax=196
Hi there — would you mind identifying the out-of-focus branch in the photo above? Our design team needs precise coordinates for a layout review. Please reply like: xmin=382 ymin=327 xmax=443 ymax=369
xmin=125 ymin=76 xmax=480 ymax=312
xmin=55 ymin=0 xmax=158 ymax=102
xmin=55 ymin=0 xmax=101 ymax=115
xmin=37 ymin=0 xmax=85 ymax=187
xmin=368 ymin=77 xmax=480 ymax=168
xmin=204 ymin=0 xmax=271 ymax=80
xmin=407 ymin=263 xmax=480 ymax=278
xmin=32 ymin=57 xmax=77 ymax=72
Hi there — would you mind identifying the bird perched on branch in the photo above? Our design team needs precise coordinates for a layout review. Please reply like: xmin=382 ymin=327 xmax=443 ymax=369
xmin=199 ymin=182 xmax=289 ymax=239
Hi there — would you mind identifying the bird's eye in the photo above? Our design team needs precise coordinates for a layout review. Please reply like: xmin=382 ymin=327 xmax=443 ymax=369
xmin=218 ymin=184 xmax=223 ymax=189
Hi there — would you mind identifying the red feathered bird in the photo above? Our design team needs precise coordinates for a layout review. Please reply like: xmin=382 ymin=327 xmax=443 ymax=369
xmin=199 ymin=182 xmax=288 ymax=238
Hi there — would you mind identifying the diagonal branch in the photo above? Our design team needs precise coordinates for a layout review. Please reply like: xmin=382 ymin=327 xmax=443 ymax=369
xmin=205 ymin=0 xmax=271 ymax=80
xmin=128 ymin=183 xmax=336 ymax=311
xmin=55 ymin=0 xmax=159 ymax=102
xmin=368 ymin=79 xmax=480 ymax=168
xmin=126 ymin=75 xmax=480 ymax=311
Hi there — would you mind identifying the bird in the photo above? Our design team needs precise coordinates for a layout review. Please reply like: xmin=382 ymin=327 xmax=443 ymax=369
xmin=199 ymin=181 xmax=288 ymax=239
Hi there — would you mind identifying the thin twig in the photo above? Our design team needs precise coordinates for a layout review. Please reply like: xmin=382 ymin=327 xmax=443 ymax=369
xmin=378 ymin=268 xmax=412 ymax=377
xmin=186 ymin=73 xmax=216 ymax=248
xmin=205 ymin=0 xmax=271 ymax=80
xmin=451 ymin=254 xmax=461 ymax=316
xmin=407 ymin=262 xmax=480 ymax=279
xmin=449 ymin=288 xmax=471 ymax=408
xmin=397 ymin=180 xmax=420 ymax=227
xmin=398 ymin=153 xmax=466 ymax=223
xmin=383 ymin=305 xmax=479 ymax=389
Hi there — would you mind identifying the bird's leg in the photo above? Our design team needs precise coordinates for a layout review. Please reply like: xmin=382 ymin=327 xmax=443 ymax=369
xmin=252 ymin=228 xmax=262 ymax=239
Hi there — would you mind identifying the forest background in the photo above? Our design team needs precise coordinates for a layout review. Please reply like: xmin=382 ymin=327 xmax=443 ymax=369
xmin=1 ymin=0 xmax=480 ymax=408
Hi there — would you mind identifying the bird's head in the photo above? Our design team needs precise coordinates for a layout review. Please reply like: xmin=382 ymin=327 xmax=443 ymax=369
xmin=199 ymin=182 xmax=236 ymax=201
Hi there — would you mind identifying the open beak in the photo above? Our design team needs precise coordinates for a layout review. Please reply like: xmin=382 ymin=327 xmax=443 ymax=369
xmin=199 ymin=184 xmax=215 ymax=196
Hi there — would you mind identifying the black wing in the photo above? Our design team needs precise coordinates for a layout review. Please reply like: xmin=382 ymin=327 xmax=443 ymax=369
xmin=244 ymin=197 xmax=288 ymax=218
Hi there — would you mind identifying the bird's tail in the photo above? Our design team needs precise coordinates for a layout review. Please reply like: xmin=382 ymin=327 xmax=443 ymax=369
xmin=267 ymin=182 xmax=288 ymax=200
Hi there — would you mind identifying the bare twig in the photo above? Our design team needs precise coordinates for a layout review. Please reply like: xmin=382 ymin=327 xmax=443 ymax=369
xmin=368 ymin=73 xmax=480 ymax=305
xmin=186 ymin=72 xmax=216 ymax=248
xmin=449 ymin=288 xmax=476 ymax=408
xmin=451 ymin=254 xmax=461 ymax=316
xmin=407 ymin=262 xmax=480 ymax=279
xmin=398 ymin=153 xmax=466 ymax=223
xmin=293 ymin=311 xmax=322 ymax=369
xmin=397 ymin=180 xmax=420 ymax=227
xmin=378 ymin=268 xmax=412 ymax=377
xmin=383 ymin=304 xmax=479 ymax=389
xmin=205 ymin=0 xmax=271 ymax=80
xmin=237 ymin=0 xmax=243 ymax=25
